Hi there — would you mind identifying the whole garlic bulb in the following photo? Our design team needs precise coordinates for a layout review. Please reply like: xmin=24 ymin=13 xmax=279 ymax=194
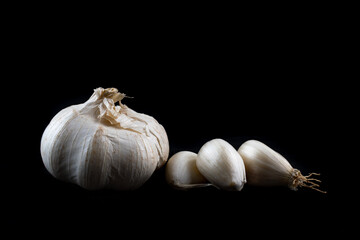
xmin=165 ymin=151 xmax=210 ymax=190
xmin=41 ymin=87 xmax=169 ymax=190
xmin=196 ymin=139 xmax=247 ymax=191
xmin=238 ymin=140 xmax=325 ymax=193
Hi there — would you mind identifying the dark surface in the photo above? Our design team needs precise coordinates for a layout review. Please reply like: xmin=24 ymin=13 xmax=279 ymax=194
xmin=9 ymin=68 xmax=336 ymax=233
xmin=3 ymin=8 xmax=346 ymax=237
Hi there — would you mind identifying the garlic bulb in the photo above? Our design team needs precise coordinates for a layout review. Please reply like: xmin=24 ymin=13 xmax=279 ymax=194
xmin=165 ymin=151 xmax=211 ymax=190
xmin=41 ymin=87 xmax=169 ymax=190
xmin=238 ymin=140 xmax=325 ymax=193
xmin=196 ymin=139 xmax=246 ymax=191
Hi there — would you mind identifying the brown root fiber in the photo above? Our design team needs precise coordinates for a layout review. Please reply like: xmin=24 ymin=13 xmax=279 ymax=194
xmin=289 ymin=169 xmax=327 ymax=193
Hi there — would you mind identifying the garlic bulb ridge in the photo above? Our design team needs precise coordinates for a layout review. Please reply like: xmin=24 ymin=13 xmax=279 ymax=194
xmin=41 ymin=87 xmax=169 ymax=190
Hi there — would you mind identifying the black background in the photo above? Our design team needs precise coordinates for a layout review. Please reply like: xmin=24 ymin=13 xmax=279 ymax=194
xmin=3 ymin=4 xmax=349 ymax=237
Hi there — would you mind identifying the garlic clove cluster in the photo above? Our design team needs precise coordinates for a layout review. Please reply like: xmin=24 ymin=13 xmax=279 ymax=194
xmin=166 ymin=139 xmax=324 ymax=193
xmin=165 ymin=151 xmax=211 ymax=190
xmin=238 ymin=140 xmax=325 ymax=193
xmin=41 ymin=87 xmax=169 ymax=190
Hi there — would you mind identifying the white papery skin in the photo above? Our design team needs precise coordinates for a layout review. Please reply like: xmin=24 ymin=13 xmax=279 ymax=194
xmin=238 ymin=140 xmax=293 ymax=187
xmin=165 ymin=151 xmax=209 ymax=189
xmin=41 ymin=87 xmax=169 ymax=190
xmin=196 ymin=139 xmax=246 ymax=191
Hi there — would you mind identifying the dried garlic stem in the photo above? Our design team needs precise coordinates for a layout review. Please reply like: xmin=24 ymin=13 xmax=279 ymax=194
xmin=289 ymin=169 xmax=327 ymax=193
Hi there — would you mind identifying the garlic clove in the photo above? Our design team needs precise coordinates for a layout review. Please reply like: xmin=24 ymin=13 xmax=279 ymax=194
xmin=196 ymin=139 xmax=247 ymax=191
xmin=238 ymin=140 xmax=326 ymax=193
xmin=165 ymin=151 xmax=211 ymax=190
xmin=238 ymin=140 xmax=293 ymax=187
